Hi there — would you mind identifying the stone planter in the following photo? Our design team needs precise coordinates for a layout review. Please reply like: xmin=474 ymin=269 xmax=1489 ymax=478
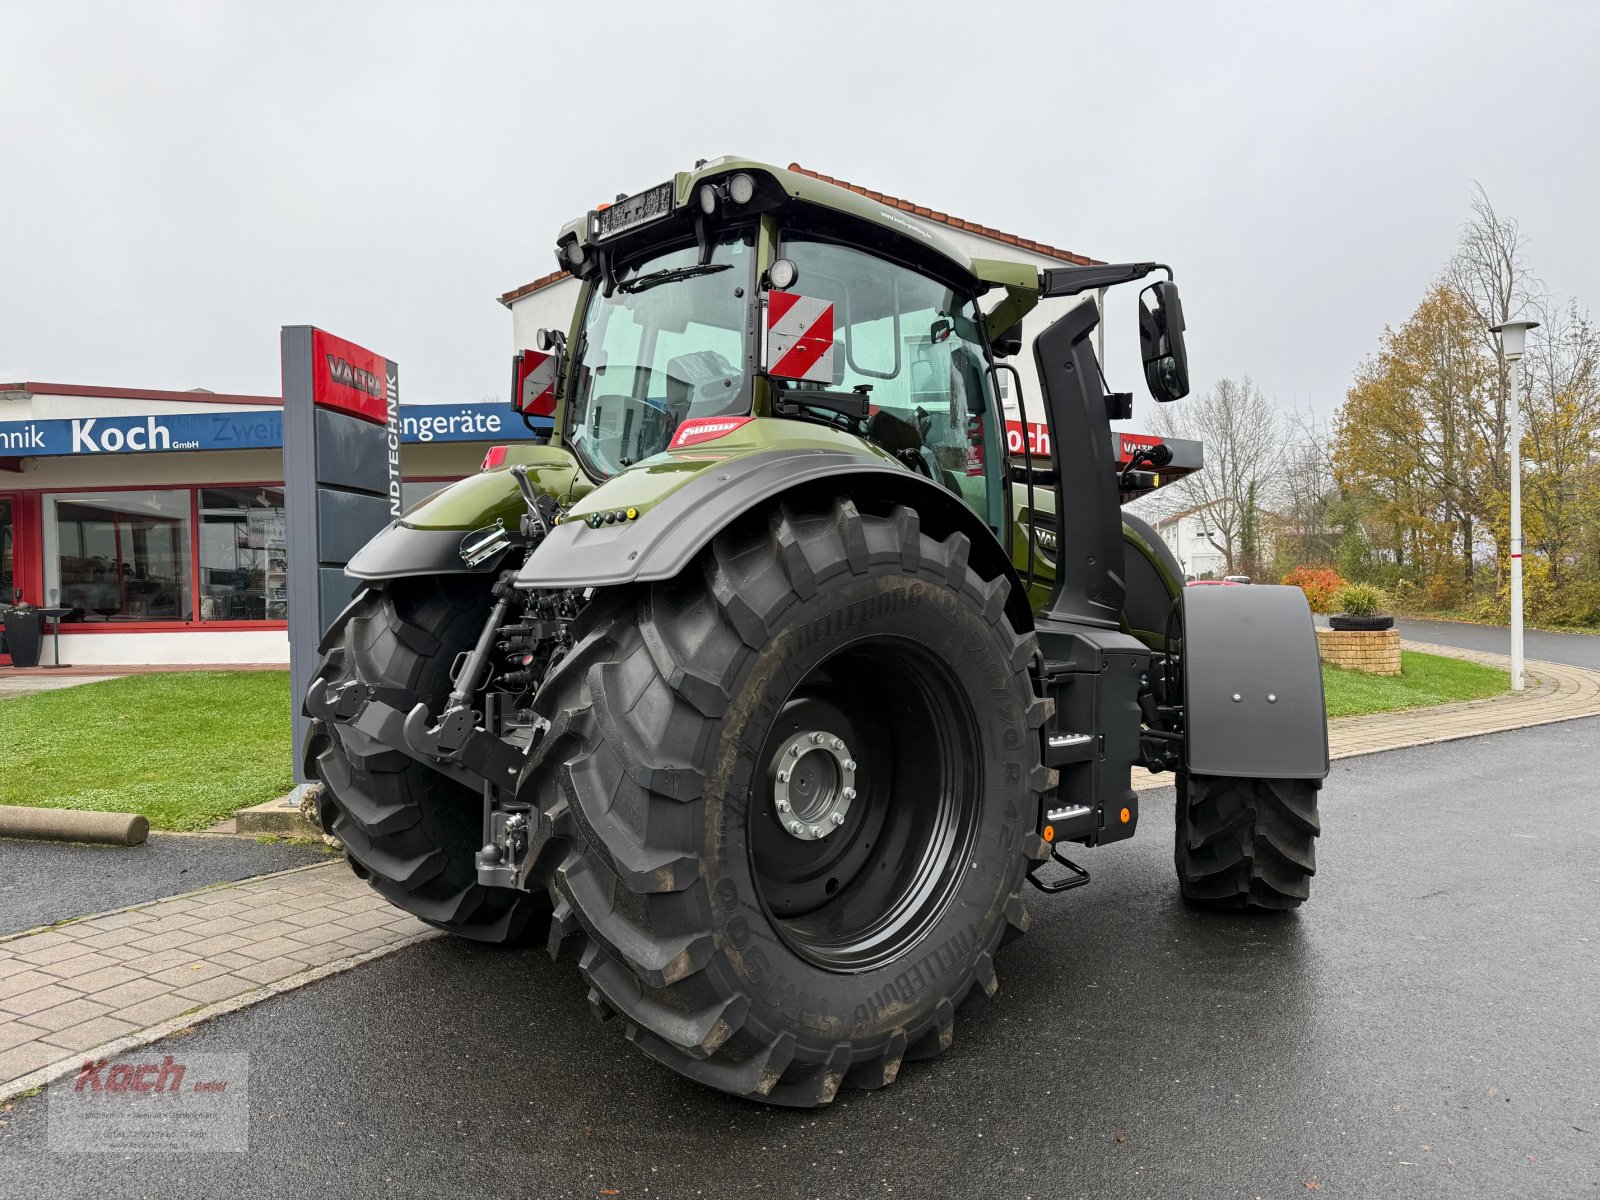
xmin=1328 ymin=612 xmax=1395 ymax=631
xmin=1317 ymin=626 xmax=1401 ymax=676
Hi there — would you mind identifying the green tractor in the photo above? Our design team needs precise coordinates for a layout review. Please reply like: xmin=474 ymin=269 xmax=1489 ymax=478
xmin=306 ymin=158 xmax=1328 ymax=1107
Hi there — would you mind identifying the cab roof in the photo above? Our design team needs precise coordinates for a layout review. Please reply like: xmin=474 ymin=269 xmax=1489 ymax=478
xmin=502 ymin=158 xmax=1096 ymax=308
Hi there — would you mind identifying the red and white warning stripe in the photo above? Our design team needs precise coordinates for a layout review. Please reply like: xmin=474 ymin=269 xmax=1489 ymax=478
xmin=513 ymin=349 xmax=560 ymax=416
xmin=765 ymin=292 xmax=835 ymax=383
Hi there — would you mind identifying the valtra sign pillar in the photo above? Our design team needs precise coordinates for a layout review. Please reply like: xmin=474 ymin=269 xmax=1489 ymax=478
xmin=281 ymin=327 xmax=400 ymax=781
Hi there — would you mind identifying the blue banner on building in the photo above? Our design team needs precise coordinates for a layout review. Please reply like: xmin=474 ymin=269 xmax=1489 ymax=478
xmin=0 ymin=402 xmax=546 ymax=458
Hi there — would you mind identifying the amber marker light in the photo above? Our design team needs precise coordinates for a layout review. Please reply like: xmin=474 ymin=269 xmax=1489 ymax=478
xmin=1042 ymin=825 xmax=1055 ymax=843
xmin=1119 ymin=807 xmax=1131 ymax=824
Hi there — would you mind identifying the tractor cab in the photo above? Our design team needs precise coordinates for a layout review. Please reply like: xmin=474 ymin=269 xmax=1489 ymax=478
xmin=514 ymin=158 xmax=1198 ymax=565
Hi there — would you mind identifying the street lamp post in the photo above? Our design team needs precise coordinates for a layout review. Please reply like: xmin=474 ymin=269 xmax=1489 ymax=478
xmin=1490 ymin=318 xmax=1539 ymax=692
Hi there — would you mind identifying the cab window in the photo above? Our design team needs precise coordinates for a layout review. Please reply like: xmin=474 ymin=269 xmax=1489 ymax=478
xmin=778 ymin=238 xmax=1002 ymax=532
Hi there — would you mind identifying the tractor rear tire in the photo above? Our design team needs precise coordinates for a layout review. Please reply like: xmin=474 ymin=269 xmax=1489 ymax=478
xmin=307 ymin=576 xmax=548 ymax=944
xmin=519 ymin=497 xmax=1050 ymax=1106
xmin=1174 ymin=773 xmax=1320 ymax=910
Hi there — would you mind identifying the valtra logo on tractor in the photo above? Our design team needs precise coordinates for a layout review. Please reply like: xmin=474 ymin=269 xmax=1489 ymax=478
xmin=304 ymin=158 xmax=1329 ymax=1107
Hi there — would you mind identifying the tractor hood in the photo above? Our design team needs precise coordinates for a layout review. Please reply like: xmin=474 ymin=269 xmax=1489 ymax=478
xmin=514 ymin=418 xmax=902 ymax=590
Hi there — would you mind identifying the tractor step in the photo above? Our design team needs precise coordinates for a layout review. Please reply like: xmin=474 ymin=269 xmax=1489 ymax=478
xmin=1045 ymin=732 xmax=1096 ymax=766
xmin=1026 ymin=844 xmax=1091 ymax=894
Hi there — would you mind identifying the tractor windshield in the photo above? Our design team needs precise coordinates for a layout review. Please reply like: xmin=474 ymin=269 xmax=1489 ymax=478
xmin=566 ymin=231 xmax=756 ymax=477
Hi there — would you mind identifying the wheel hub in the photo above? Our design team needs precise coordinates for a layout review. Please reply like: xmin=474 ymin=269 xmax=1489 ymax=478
xmin=770 ymin=729 xmax=857 ymax=841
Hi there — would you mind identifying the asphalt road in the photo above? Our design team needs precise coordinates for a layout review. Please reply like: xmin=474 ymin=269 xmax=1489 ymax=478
xmin=2 ymin=721 xmax=1597 ymax=1199
xmin=0 ymin=835 xmax=331 ymax=936
xmin=1396 ymin=616 xmax=1600 ymax=672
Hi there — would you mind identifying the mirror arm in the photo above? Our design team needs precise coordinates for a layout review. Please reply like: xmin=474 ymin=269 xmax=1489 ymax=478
xmin=1040 ymin=262 xmax=1171 ymax=298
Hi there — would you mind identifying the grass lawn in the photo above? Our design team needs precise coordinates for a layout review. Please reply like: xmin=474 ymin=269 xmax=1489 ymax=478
xmin=1322 ymin=649 xmax=1509 ymax=719
xmin=0 ymin=671 xmax=293 ymax=832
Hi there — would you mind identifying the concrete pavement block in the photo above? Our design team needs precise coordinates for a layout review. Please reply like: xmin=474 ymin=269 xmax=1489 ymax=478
xmin=0 ymin=1040 xmax=58 ymax=1082
xmin=116 ymin=994 xmax=199 ymax=1026
xmin=172 ymin=975 xmax=257 ymax=1005
xmin=40 ymin=1015 xmax=138 ymax=1052
xmin=0 ymin=983 xmax=81 ymax=1017
xmin=15 ymin=997 xmax=113 ymax=1035
xmin=0 ymin=970 xmax=61 ymax=1002
xmin=233 ymin=957 xmax=309 ymax=985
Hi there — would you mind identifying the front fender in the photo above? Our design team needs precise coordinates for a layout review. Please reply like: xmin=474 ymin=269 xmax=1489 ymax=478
xmin=1182 ymin=584 xmax=1330 ymax=779
xmin=345 ymin=445 xmax=585 ymax=580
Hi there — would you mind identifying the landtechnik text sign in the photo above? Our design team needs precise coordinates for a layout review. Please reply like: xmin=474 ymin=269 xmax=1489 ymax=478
xmin=281 ymin=326 xmax=397 ymax=783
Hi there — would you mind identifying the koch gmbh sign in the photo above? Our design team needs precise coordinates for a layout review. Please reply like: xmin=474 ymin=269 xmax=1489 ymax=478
xmin=0 ymin=403 xmax=526 ymax=458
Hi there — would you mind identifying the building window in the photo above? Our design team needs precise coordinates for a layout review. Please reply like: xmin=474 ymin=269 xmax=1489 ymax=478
xmin=199 ymin=487 xmax=287 ymax=621
xmin=45 ymin=490 xmax=193 ymax=623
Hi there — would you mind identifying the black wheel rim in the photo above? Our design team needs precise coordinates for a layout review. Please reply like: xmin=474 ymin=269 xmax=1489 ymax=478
xmin=749 ymin=635 xmax=982 ymax=973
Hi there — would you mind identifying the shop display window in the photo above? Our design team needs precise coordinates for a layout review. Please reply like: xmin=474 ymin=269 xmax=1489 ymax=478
xmin=199 ymin=487 xmax=288 ymax=621
xmin=44 ymin=490 xmax=193 ymax=623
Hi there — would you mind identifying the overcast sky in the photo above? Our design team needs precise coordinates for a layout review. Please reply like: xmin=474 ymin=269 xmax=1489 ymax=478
xmin=3 ymin=1 xmax=1597 ymax=423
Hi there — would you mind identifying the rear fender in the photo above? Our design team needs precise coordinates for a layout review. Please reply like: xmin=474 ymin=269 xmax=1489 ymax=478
xmin=1182 ymin=584 xmax=1330 ymax=779
xmin=517 ymin=448 xmax=1034 ymax=632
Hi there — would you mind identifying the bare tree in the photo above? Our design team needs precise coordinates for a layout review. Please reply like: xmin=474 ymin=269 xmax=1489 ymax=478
xmin=1277 ymin=407 xmax=1340 ymax=568
xmin=1152 ymin=376 xmax=1281 ymax=574
xmin=1447 ymin=183 xmax=1542 ymax=573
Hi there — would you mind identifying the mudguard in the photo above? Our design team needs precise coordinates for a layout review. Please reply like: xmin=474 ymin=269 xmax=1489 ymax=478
xmin=344 ymin=446 xmax=584 ymax=581
xmin=515 ymin=448 xmax=1034 ymax=631
xmin=1182 ymin=583 xmax=1330 ymax=779
xmin=345 ymin=521 xmax=510 ymax=579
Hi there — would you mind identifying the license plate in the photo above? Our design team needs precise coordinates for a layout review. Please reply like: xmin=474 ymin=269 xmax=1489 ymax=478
xmin=595 ymin=181 xmax=674 ymax=240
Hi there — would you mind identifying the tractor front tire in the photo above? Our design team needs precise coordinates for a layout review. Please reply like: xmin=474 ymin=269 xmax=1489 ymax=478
xmin=1174 ymin=773 xmax=1320 ymax=910
xmin=520 ymin=498 xmax=1050 ymax=1106
xmin=307 ymin=576 xmax=547 ymax=944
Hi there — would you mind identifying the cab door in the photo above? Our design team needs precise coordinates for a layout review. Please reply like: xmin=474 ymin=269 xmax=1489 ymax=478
xmin=777 ymin=238 xmax=1005 ymax=535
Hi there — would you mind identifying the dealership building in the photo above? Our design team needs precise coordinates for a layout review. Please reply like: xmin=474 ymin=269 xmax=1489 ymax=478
xmin=0 ymin=381 xmax=522 ymax=666
xmin=2 ymin=163 xmax=1099 ymax=669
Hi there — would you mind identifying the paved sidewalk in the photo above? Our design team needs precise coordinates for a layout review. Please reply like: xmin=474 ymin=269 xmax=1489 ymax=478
xmin=1328 ymin=639 xmax=1600 ymax=757
xmin=0 ymin=674 xmax=122 ymax=701
xmin=0 ymin=862 xmax=436 ymax=1100
xmin=3 ymin=638 xmax=1596 ymax=1100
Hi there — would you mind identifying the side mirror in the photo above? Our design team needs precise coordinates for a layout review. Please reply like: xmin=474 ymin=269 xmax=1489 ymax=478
xmin=990 ymin=319 xmax=1023 ymax=358
xmin=1138 ymin=281 xmax=1190 ymax=402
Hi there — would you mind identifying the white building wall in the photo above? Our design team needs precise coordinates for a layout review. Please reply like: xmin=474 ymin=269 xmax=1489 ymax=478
xmin=53 ymin=629 xmax=289 ymax=666
xmin=510 ymin=281 xmax=582 ymax=356
xmin=1161 ymin=512 xmax=1227 ymax=579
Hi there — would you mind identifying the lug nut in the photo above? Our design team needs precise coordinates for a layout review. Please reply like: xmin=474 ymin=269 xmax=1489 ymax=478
xmin=811 ymin=732 xmax=825 ymax=744
xmin=778 ymin=771 xmax=789 ymax=783
xmin=788 ymin=821 xmax=803 ymax=835
xmin=789 ymin=746 xmax=800 ymax=757
xmin=844 ymin=760 xmax=856 ymax=771
xmin=831 ymin=738 xmax=844 ymax=750
xmin=776 ymin=799 xmax=790 ymax=812
xmin=831 ymin=812 xmax=845 ymax=825
xmin=809 ymin=825 xmax=823 ymax=837
xmin=843 ymin=787 xmax=856 ymax=801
